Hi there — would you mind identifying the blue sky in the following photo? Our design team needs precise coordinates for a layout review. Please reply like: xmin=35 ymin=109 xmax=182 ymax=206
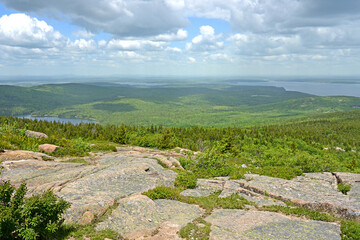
xmin=0 ymin=0 xmax=360 ymax=77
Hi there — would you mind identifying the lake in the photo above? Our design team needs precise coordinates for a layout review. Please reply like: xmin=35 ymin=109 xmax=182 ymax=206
xmin=17 ymin=115 xmax=98 ymax=125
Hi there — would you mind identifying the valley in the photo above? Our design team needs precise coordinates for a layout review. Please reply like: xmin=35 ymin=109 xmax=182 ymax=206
xmin=1 ymin=82 xmax=360 ymax=127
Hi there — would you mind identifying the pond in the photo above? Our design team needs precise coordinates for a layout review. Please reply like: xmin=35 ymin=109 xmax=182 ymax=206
xmin=16 ymin=115 xmax=98 ymax=125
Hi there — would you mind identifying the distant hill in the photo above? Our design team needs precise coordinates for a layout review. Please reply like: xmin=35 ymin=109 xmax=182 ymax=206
xmin=1 ymin=83 xmax=360 ymax=126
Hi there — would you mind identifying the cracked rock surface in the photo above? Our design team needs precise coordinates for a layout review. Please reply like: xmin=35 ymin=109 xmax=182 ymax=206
xmin=1 ymin=147 xmax=359 ymax=239
xmin=205 ymin=209 xmax=341 ymax=240
xmin=0 ymin=149 xmax=178 ymax=224
xmin=96 ymin=194 xmax=204 ymax=239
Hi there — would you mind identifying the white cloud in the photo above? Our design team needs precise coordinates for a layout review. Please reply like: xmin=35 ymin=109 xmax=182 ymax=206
xmin=165 ymin=0 xmax=185 ymax=11
xmin=107 ymin=39 xmax=167 ymax=51
xmin=114 ymin=51 xmax=149 ymax=61
xmin=1 ymin=1 xmax=360 ymax=76
xmin=0 ymin=13 xmax=67 ymax=48
xmin=186 ymin=25 xmax=224 ymax=52
xmin=207 ymin=53 xmax=233 ymax=62
xmin=228 ymin=32 xmax=303 ymax=56
xmin=71 ymin=39 xmax=97 ymax=52
xmin=166 ymin=47 xmax=182 ymax=52
xmin=152 ymin=29 xmax=188 ymax=41
xmin=0 ymin=0 xmax=188 ymax=37
xmin=73 ymin=30 xmax=95 ymax=39
xmin=98 ymin=40 xmax=107 ymax=48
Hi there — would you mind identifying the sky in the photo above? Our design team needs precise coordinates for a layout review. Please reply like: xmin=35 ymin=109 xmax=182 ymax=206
xmin=0 ymin=0 xmax=360 ymax=77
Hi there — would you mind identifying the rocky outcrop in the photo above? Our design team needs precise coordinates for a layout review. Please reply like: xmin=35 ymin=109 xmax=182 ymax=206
xmin=333 ymin=172 xmax=360 ymax=204
xmin=96 ymin=194 xmax=204 ymax=239
xmin=205 ymin=209 xmax=341 ymax=240
xmin=180 ymin=177 xmax=286 ymax=207
xmin=0 ymin=152 xmax=177 ymax=225
xmin=180 ymin=172 xmax=360 ymax=219
xmin=1 ymin=147 xmax=360 ymax=239
xmin=235 ymin=173 xmax=360 ymax=220
xmin=0 ymin=150 xmax=52 ymax=161
xmin=25 ymin=130 xmax=48 ymax=139
xmin=117 ymin=146 xmax=185 ymax=169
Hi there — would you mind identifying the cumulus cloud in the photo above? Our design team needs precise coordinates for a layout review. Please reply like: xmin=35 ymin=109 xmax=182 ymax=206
xmin=182 ymin=0 xmax=360 ymax=34
xmin=2 ymin=0 xmax=360 ymax=38
xmin=107 ymin=39 xmax=167 ymax=51
xmin=1 ymin=1 xmax=360 ymax=75
xmin=71 ymin=39 xmax=97 ymax=52
xmin=164 ymin=0 xmax=185 ymax=11
xmin=0 ymin=13 xmax=67 ymax=48
xmin=73 ymin=29 xmax=95 ymax=39
xmin=186 ymin=25 xmax=223 ymax=51
xmin=0 ymin=0 xmax=188 ymax=37
xmin=152 ymin=29 xmax=188 ymax=41
xmin=228 ymin=33 xmax=303 ymax=56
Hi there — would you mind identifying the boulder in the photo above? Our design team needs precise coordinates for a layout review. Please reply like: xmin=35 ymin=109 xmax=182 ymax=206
xmin=78 ymin=211 xmax=95 ymax=225
xmin=39 ymin=144 xmax=59 ymax=153
xmin=25 ymin=130 xmax=48 ymax=139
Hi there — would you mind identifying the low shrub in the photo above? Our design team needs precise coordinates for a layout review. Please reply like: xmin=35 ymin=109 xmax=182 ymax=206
xmin=66 ymin=224 xmax=120 ymax=240
xmin=174 ymin=171 xmax=197 ymax=189
xmin=256 ymin=166 xmax=303 ymax=180
xmin=192 ymin=192 xmax=249 ymax=212
xmin=179 ymin=218 xmax=211 ymax=240
xmin=261 ymin=205 xmax=337 ymax=222
xmin=178 ymin=157 xmax=195 ymax=170
xmin=341 ymin=220 xmax=360 ymax=240
xmin=90 ymin=143 xmax=117 ymax=152
xmin=142 ymin=186 xmax=181 ymax=200
xmin=338 ymin=182 xmax=351 ymax=195
xmin=0 ymin=181 xmax=70 ymax=240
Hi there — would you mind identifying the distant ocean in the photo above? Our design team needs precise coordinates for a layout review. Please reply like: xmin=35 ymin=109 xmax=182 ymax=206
xmin=224 ymin=81 xmax=360 ymax=97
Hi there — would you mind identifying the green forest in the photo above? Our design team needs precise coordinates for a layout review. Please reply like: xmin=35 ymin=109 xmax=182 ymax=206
xmin=1 ymin=110 xmax=359 ymax=179
xmin=1 ymin=83 xmax=360 ymax=127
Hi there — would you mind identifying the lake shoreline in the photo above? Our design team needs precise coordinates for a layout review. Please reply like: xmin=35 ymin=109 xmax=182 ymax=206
xmin=16 ymin=115 xmax=98 ymax=125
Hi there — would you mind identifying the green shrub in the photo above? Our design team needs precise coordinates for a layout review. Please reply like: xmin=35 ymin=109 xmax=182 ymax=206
xmin=0 ymin=181 xmax=70 ymax=240
xmin=341 ymin=220 xmax=360 ymax=240
xmin=178 ymin=157 xmax=195 ymax=170
xmin=174 ymin=171 xmax=197 ymax=189
xmin=256 ymin=166 xmax=303 ymax=180
xmin=142 ymin=186 xmax=181 ymax=200
xmin=261 ymin=205 xmax=337 ymax=222
xmin=155 ymin=158 xmax=168 ymax=168
xmin=192 ymin=192 xmax=249 ymax=212
xmin=338 ymin=183 xmax=351 ymax=195
xmin=90 ymin=143 xmax=117 ymax=152
xmin=67 ymin=224 xmax=120 ymax=240
xmin=51 ymin=138 xmax=90 ymax=157
xmin=179 ymin=218 xmax=211 ymax=240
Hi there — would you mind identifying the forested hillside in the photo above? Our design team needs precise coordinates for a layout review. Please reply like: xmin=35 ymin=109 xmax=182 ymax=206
xmin=1 ymin=110 xmax=359 ymax=179
xmin=2 ymin=83 xmax=360 ymax=126
xmin=0 ymin=84 xmax=120 ymax=115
